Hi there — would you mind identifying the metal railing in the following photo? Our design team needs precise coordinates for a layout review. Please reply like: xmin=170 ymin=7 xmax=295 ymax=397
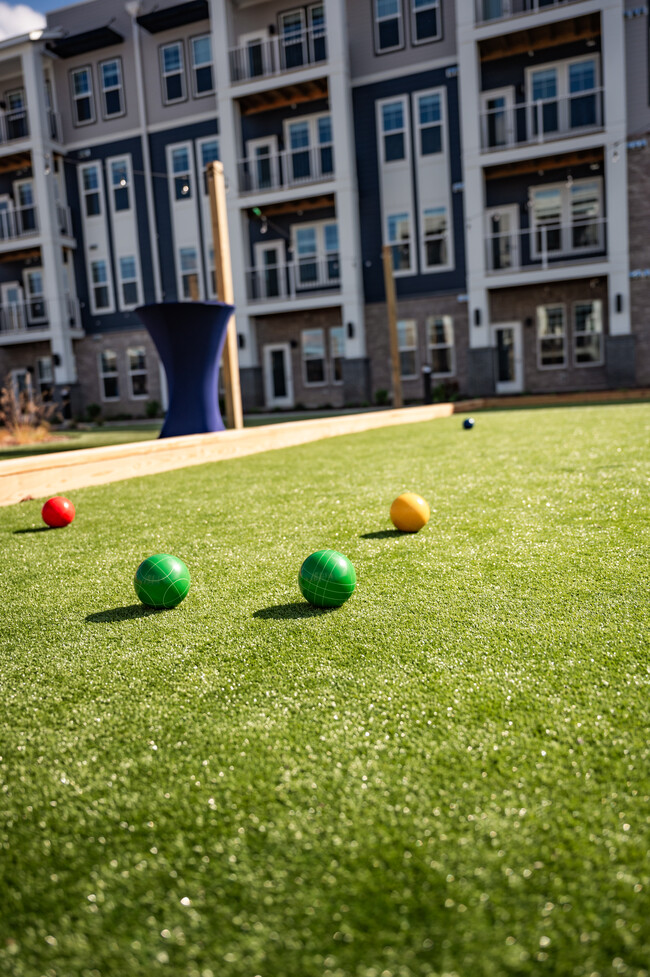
xmin=0 ymin=204 xmax=39 ymax=243
xmin=0 ymin=294 xmax=81 ymax=336
xmin=57 ymin=204 xmax=73 ymax=237
xmin=0 ymin=109 xmax=29 ymax=145
xmin=480 ymin=87 xmax=604 ymax=151
xmin=229 ymin=26 xmax=327 ymax=83
xmin=475 ymin=0 xmax=586 ymax=24
xmin=48 ymin=110 xmax=62 ymax=142
xmin=246 ymin=255 xmax=340 ymax=302
xmin=485 ymin=217 xmax=607 ymax=272
xmin=238 ymin=144 xmax=334 ymax=194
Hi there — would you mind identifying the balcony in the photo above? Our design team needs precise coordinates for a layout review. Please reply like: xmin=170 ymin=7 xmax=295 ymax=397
xmin=485 ymin=217 xmax=607 ymax=274
xmin=229 ymin=26 xmax=327 ymax=84
xmin=238 ymin=144 xmax=334 ymax=195
xmin=0 ymin=204 xmax=38 ymax=246
xmin=0 ymin=295 xmax=81 ymax=342
xmin=245 ymin=255 xmax=340 ymax=304
xmin=475 ymin=0 xmax=586 ymax=25
xmin=0 ymin=109 xmax=30 ymax=146
xmin=480 ymin=88 xmax=603 ymax=153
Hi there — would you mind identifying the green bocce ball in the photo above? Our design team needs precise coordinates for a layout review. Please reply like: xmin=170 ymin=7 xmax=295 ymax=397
xmin=298 ymin=549 xmax=356 ymax=608
xmin=134 ymin=553 xmax=190 ymax=609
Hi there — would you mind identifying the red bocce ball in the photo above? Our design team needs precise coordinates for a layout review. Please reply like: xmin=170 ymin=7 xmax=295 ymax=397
xmin=41 ymin=496 xmax=75 ymax=528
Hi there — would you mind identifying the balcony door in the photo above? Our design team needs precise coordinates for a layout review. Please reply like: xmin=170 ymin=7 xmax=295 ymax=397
xmin=280 ymin=10 xmax=306 ymax=70
xmin=485 ymin=205 xmax=519 ymax=272
xmin=6 ymin=89 xmax=27 ymax=140
xmin=254 ymin=241 xmax=285 ymax=300
xmin=1 ymin=281 xmax=25 ymax=332
xmin=0 ymin=194 xmax=14 ymax=240
xmin=246 ymin=136 xmax=279 ymax=191
xmin=493 ymin=322 xmax=523 ymax=394
xmin=263 ymin=343 xmax=294 ymax=408
xmin=238 ymin=31 xmax=270 ymax=81
xmin=481 ymin=87 xmax=514 ymax=149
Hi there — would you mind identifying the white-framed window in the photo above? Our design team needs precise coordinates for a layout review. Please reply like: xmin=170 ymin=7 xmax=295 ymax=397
xmin=80 ymin=162 xmax=102 ymax=217
xmin=279 ymin=8 xmax=307 ymax=70
xmin=397 ymin=319 xmax=418 ymax=378
xmin=284 ymin=112 xmax=333 ymax=184
xmin=422 ymin=207 xmax=449 ymax=270
xmin=191 ymin=35 xmax=213 ymax=96
xmin=197 ymin=136 xmax=220 ymax=194
xmin=530 ymin=178 xmax=602 ymax=259
xmin=302 ymin=327 xmax=326 ymax=385
xmin=411 ymin=0 xmax=440 ymax=43
xmin=23 ymin=269 xmax=46 ymax=323
xmin=14 ymin=180 xmax=36 ymax=233
xmin=573 ymin=300 xmax=603 ymax=367
xmin=5 ymin=87 xmax=28 ymax=139
xmin=127 ymin=346 xmax=148 ymax=398
xmin=118 ymin=255 xmax=140 ymax=309
xmin=70 ymin=66 xmax=94 ymax=125
xmin=387 ymin=212 xmax=413 ymax=274
xmin=207 ymin=246 xmax=217 ymax=298
xmin=330 ymin=325 xmax=344 ymax=384
xmin=169 ymin=145 xmax=192 ymax=200
xmin=90 ymin=259 xmax=113 ymax=313
xmin=374 ymin=0 xmax=403 ymax=53
xmin=99 ymin=349 xmax=119 ymax=400
xmin=291 ymin=221 xmax=340 ymax=289
xmin=537 ymin=304 xmax=566 ymax=369
xmin=526 ymin=55 xmax=600 ymax=140
xmin=427 ymin=316 xmax=454 ymax=376
xmin=179 ymin=247 xmax=200 ymax=299
xmin=378 ymin=97 xmax=408 ymax=163
xmin=99 ymin=58 xmax=124 ymax=119
xmin=36 ymin=356 xmax=53 ymax=397
xmin=415 ymin=90 xmax=443 ymax=155
xmin=160 ymin=42 xmax=186 ymax=104
xmin=108 ymin=157 xmax=131 ymax=212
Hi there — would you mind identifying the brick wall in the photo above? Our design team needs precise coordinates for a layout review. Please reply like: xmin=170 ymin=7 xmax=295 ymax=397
xmin=0 ymin=341 xmax=52 ymax=382
xmin=74 ymin=330 xmax=163 ymax=418
xmin=627 ymin=148 xmax=650 ymax=386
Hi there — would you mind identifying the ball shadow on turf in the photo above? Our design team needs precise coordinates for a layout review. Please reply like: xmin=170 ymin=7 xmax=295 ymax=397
xmin=359 ymin=529 xmax=405 ymax=539
xmin=13 ymin=526 xmax=52 ymax=534
xmin=85 ymin=604 xmax=168 ymax=623
xmin=254 ymin=602 xmax=338 ymax=620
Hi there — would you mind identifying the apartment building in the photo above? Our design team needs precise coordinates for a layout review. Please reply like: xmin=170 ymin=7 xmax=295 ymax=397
xmin=0 ymin=0 xmax=645 ymax=418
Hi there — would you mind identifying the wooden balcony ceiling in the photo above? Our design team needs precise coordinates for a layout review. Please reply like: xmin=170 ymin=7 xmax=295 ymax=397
xmin=480 ymin=12 xmax=599 ymax=62
xmin=250 ymin=193 xmax=334 ymax=217
xmin=239 ymin=78 xmax=328 ymax=116
xmin=0 ymin=247 xmax=40 ymax=263
xmin=485 ymin=147 xmax=603 ymax=181
xmin=0 ymin=152 xmax=31 ymax=176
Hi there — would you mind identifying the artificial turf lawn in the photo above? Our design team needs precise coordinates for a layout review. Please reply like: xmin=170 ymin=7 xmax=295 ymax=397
xmin=0 ymin=404 xmax=648 ymax=977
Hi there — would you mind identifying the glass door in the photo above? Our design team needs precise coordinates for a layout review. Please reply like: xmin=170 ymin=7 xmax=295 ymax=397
xmin=1 ymin=282 xmax=26 ymax=332
xmin=308 ymin=4 xmax=326 ymax=62
xmin=493 ymin=322 xmax=523 ymax=394
xmin=485 ymin=206 xmax=519 ymax=271
xmin=481 ymin=88 xmax=514 ymax=149
xmin=530 ymin=67 xmax=558 ymax=138
xmin=280 ymin=10 xmax=306 ymax=69
xmin=263 ymin=343 xmax=294 ymax=408
xmin=255 ymin=242 xmax=284 ymax=299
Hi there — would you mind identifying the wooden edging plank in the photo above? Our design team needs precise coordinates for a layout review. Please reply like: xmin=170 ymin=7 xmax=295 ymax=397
xmin=0 ymin=404 xmax=454 ymax=508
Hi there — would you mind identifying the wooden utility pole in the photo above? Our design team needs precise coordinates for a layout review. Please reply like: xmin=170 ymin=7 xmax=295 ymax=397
xmin=207 ymin=160 xmax=244 ymax=430
xmin=382 ymin=244 xmax=403 ymax=409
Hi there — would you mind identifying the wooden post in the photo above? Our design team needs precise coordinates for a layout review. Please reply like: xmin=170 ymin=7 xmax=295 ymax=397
xmin=382 ymin=244 xmax=403 ymax=409
xmin=207 ymin=160 xmax=244 ymax=430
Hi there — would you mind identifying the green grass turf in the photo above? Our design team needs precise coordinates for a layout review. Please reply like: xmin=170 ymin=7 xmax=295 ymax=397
xmin=1 ymin=404 xmax=649 ymax=977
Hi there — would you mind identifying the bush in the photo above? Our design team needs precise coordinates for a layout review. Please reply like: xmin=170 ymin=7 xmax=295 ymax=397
xmin=0 ymin=373 xmax=60 ymax=445
xmin=375 ymin=389 xmax=390 ymax=406
xmin=86 ymin=403 xmax=102 ymax=422
xmin=145 ymin=399 xmax=161 ymax=419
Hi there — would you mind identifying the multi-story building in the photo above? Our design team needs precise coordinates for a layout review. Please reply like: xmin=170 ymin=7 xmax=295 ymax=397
xmin=0 ymin=0 xmax=645 ymax=418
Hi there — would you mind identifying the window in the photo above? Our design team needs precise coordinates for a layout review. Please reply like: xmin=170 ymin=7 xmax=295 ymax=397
xmin=292 ymin=221 xmax=340 ymax=288
xmin=70 ymin=67 xmax=94 ymax=125
xmin=302 ymin=328 xmax=326 ymax=384
xmin=99 ymin=350 xmax=119 ymax=400
xmin=207 ymin=246 xmax=217 ymax=297
xmin=160 ymin=42 xmax=185 ymax=104
xmin=285 ymin=113 xmax=333 ymax=183
xmin=90 ymin=259 xmax=111 ymax=312
xmin=528 ymin=56 xmax=599 ymax=139
xmin=530 ymin=179 xmax=602 ymax=258
xmin=119 ymin=256 xmax=139 ymax=308
xmin=280 ymin=9 xmax=306 ymax=70
xmin=416 ymin=91 xmax=442 ymax=155
xmin=308 ymin=4 xmax=327 ymax=62
xmin=380 ymin=99 xmax=406 ymax=162
xmin=81 ymin=164 xmax=101 ymax=217
xmin=127 ymin=346 xmax=148 ymax=398
xmin=427 ymin=316 xmax=454 ymax=376
xmin=191 ymin=35 xmax=213 ymax=95
xmin=537 ymin=305 xmax=566 ymax=369
xmin=15 ymin=181 xmax=36 ymax=233
xmin=100 ymin=59 xmax=124 ymax=118
xmin=324 ymin=223 xmax=340 ymax=281
xmin=109 ymin=158 xmax=130 ymax=212
xmin=198 ymin=137 xmax=220 ymax=193
xmin=374 ymin=0 xmax=403 ymax=52
xmin=24 ymin=270 xmax=46 ymax=323
xmin=397 ymin=320 xmax=418 ymax=378
xmin=570 ymin=181 xmax=601 ymax=249
xmin=387 ymin=213 xmax=412 ymax=273
xmin=37 ymin=357 xmax=53 ymax=398
xmin=574 ymin=300 xmax=603 ymax=366
xmin=295 ymin=226 xmax=318 ymax=287
xmin=423 ymin=207 xmax=448 ymax=269
xmin=411 ymin=0 xmax=440 ymax=42
xmin=171 ymin=146 xmax=191 ymax=200
xmin=6 ymin=88 xmax=28 ymax=139
xmin=179 ymin=247 xmax=199 ymax=299
xmin=330 ymin=325 xmax=344 ymax=384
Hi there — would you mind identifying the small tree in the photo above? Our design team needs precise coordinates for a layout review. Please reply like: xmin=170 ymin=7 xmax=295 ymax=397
xmin=0 ymin=373 xmax=60 ymax=444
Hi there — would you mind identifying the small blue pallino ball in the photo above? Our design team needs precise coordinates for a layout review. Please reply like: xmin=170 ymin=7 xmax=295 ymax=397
xmin=463 ymin=417 xmax=475 ymax=430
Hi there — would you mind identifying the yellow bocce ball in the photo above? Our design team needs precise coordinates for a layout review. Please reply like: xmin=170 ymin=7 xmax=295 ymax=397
xmin=390 ymin=492 xmax=430 ymax=533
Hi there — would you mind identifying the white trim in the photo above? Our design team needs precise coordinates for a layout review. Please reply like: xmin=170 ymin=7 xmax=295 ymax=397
xmin=386 ymin=211 xmax=415 ymax=277
xmin=1 ymin=281 xmax=25 ymax=331
xmin=525 ymin=53 xmax=601 ymax=139
xmin=167 ymin=140 xmax=195 ymax=202
xmin=177 ymin=244 xmax=203 ymax=301
xmin=190 ymin=33 xmax=214 ymax=98
xmin=572 ymin=299 xmax=604 ymax=368
xmin=126 ymin=345 xmax=149 ymax=400
xmin=246 ymin=134 xmax=280 ymax=191
xmin=493 ymin=321 xmax=524 ymax=393
xmin=421 ymin=204 xmax=452 ymax=273
xmin=485 ymin=204 xmax=520 ymax=272
xmin=480 ymin=86 xmax=515 ymax=149
xmin=529 ymin=177 xmax=603 ymax=260
xmin=63 ymin=111 xmax=218 ymax=150
xmin=69 ymin=65 xmax=95 ymax=127
xmin=78 ymin=160 xmax=104 ymax=219
xmin=351 ymin=57 xmax=456 ymax=88
xmin=98 ymin=56 xmax=125 ymax=120
xmin=263 ymin=342 xmax=294 ymax=408
xmin=301 ymin=326 xmax=327 ymax=387
xmin=426 ymin=314 xmax=455 ymax=377
xmin=89 ymin=257 xmax=115 ymax=315
xmin=410 ymin=0 xmax=441 ymax=45
xmin=373 ymin=0 xmax=405 ymax=54
xmin=98 ymin=348 xmax=120 ymax=402
xmin=536 ymin=304 xmax=567 ymax=371
xmin=377 ymin=94 xmax=410 ymax=166
xmin=254 ymin=240 xmax=286 ymax=299
xmin=196 ymin=134 xmax=220 ymax=194
xmin=22 ymin=267 xmax=47 ymax=325
xmin=106 ymin=154 xmax=133 ymax=215
xmin=117 ymin=254 xmax=141 ymax=312
xmin=397 ymin=318 xmax=418 ymax=379
xmin=160 ymin=40 xmax=187 ymax=106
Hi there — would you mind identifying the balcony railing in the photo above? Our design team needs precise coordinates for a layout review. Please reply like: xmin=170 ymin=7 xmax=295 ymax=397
xmin=48 ymin=110 xmax=62 ymax=142
xmin=229 ymin=26 xmax=327 ymax=84
xmin=238 ymin=144 xmax=334 ymax=194
xmin=480 ymin=88 xmax=603 ymax=151
xmin=0 ymin=204 xmax=38 ymax=243
xmin=0 ymin=109 xmax=29 ymax=145
xmin=246 ymin=255 xmax=340 ymax=303
xmin=485 ymin=217 xmax=607 ymax=273
xmin=57 ymin=204 xmax=73 ymax=237
xmin=0 ymin=295 xmax=81 ymax=336
xmin=476 ymin=0 xmax=585 ymax=24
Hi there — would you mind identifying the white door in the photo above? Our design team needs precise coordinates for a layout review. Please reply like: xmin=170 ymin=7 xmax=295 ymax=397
xmin=263 ymin=343 xmax=294 ymax=408
xmin=238 ymin=31 xmax=270 ymax=80
xmin=255 ymin=242 xmax=285 ymax=299
xmin=0 ymin=194 xmax=14 ymax=240
xmin=481 ymin=87 xmax=515 ymax=149
xmin=246 ymin=136 xmax=279 ymax=191
xmin=1 ymin=281 xmax=25 ymax=332
xmin=493 ymin=322 xmax=523 ymax=394
xmin=485 ymin=205 xmax=519 ymax=271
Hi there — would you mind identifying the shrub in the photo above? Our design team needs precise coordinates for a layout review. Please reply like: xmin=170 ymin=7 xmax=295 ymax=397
xmin=375 ymin=389 xmax=390 ymax=406
xmin=86 ymin=403 xmax=102 ymax=422
xmin=145 ymin=399 xmax=161 ymax=419
xmin=0 ymin=373 xmax=60 ymax=445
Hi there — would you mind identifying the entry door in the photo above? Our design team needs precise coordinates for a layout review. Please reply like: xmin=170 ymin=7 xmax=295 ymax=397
xmin=1 ymin=281 xmax=25 ymax=332
xmin=481 ymin=87 xmax=515 ymax=149
xmin=263 ymin=343 xmax=294 ymax=408
xmin=493 ymin=322 xmax=523 ymax=394
xmin=238 ymin=31 xmax=269 ymax=80
xmin=485 ymin=205 xmax=519 ymax=271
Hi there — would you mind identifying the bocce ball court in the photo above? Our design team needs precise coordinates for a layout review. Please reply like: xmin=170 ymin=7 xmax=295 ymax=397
xmin=1 ymin=402 xmax=648 ymax=977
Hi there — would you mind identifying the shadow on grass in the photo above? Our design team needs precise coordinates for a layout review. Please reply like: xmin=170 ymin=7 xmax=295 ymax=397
xmin=254 ymin=601 xmax=337 ymax=620
xmin=360 ymin=529 xmax=405 ymax=539
xmin=86 ymin=604 xmax=167 ymax=623
xmin=13 ymin=526 xmax=51 ymax=534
